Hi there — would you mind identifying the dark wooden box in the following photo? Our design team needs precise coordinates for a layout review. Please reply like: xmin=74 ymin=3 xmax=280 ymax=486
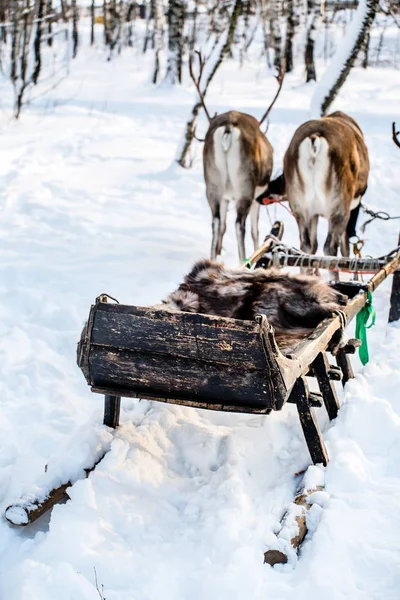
xmin=77 ymin=301 xmax=281 ymax=413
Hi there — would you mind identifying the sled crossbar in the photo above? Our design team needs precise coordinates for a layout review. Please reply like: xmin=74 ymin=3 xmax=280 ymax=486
xmin=256 ymin=247 xmax=400 ymax=274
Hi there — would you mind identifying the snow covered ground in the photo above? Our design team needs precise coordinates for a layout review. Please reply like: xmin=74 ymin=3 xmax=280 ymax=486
xmin=0 ymin=26 xmax=400 ymax=600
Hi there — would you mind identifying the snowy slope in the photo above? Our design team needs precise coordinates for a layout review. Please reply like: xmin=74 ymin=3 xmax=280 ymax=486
xmin=0 ymin=32 xmax=400 ymax=600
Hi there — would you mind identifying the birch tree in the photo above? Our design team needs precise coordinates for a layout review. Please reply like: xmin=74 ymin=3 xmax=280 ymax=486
xmin=270 ymin=0 xmax=282 ymax=71
xmin=71 ymin=0 xmax=79 ymax=58
xmin=284 ymin=0 xmax=294 ymax=72
xmin=165 ymin=0 xmax=185 ymax=84
xmin=32 ymin=0 xmax=45 ymax=84
xmin=305 ymin=0 xmax=319 ymax=82
xmin=311 ymin=0 xmax=379 ymax=116
xmin=177 ymin=0 xmax=243 ymax=167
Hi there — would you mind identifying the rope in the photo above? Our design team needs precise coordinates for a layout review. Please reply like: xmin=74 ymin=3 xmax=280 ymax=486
xmin=360 ymin=204 xmax=400 ymax=233
xmin=260 ymin=197 xmax=294 ymax=216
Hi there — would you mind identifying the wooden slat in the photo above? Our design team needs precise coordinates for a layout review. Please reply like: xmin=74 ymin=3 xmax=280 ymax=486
xmin=91 ymin=304 xmax=266 ymax=369
xmin=91 ymin=387 xmax=271 ymax=414
xmin=89 ymin=347 xmax=273 ymax=410
xmin=312 ymin=352 xmax=341 ymax=420
xmin=292 ymin=378 xmax=329 ymax=466
xmin=261 ymin=253 xmax=398 ymax=273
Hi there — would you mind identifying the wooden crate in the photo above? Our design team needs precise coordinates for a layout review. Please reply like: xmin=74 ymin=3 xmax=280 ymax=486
xmin=77 ymin=301 xmax=287 ymax=414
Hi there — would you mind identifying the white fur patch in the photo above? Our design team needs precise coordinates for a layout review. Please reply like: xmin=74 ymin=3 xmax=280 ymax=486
xmin=297 ymin=136 xmax=331 ymax=218
xmin=213 ymin=126 xmax=242 ymax=198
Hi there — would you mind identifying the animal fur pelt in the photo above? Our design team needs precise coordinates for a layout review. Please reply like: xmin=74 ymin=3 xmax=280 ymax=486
xmin=162 ymin=260 xmax=347 ymax=354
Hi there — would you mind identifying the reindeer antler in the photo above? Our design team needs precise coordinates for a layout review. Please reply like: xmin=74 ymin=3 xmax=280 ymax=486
xmin=259 ymin=68 xmax=285 ymax=127
xmin=189 ymin=51 xmax=212 ymax=123
xmin=393 ymin=122 xmax=400 ymax=149
xmin=193 ymin=125 xmax=205 ymax=143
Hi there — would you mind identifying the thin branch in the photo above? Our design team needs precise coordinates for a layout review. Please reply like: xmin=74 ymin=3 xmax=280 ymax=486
xmin=393 ymin=122 xmax=400 ymax=148
xmin=94 ymin=567 xmax=106 ymax=600
xmin=189 ymin=50 xmax=212 ymax=123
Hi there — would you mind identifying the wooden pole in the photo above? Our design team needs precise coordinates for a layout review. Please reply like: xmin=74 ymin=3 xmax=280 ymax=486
xmin=242 ymin=221 xmax=284 ymax=269
xmin=264 ymin=484 xmax=324 ymax=566
xmin=104 ymin=394 xmax=121 ymax=428
xmin=259 ymin=252 xmax=399 ymax=274
xmin=388 ymin=234 xmax=400 ymax=323
xmin=5 ymin=452 xmax=107 ymax=526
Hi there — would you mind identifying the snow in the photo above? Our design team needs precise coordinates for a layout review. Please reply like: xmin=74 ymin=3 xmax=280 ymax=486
xmin=0 ymin=22 xmax=400 ymax=600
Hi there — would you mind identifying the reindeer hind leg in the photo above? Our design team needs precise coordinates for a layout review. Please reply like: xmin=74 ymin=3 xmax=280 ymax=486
xmin=309 ymin=215 xmax=319 ymax=254
xmin=206 ymin=184 xmax=224 ymax=260
xmin=235 ymin=195 xmax=253 ymax=263
xmin=250 ymin=201 xmax=260 ymax=252
xmin=216 ymin=198 xmax=229 ymax=257
xmin=325 ymin=208 xmax=348 ymax=280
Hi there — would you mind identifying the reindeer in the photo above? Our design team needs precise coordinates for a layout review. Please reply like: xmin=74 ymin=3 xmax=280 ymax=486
xmin=190 ymin=53 xmax=284 ymax=262
xmin=263 ymin=111 xmax=369 ymax=262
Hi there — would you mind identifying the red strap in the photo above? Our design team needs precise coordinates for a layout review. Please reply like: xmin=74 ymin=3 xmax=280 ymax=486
xmin=261 ymin=197 xmax=278 ymax=206
xmin=261 ymin=197 xmax=293 ymax=216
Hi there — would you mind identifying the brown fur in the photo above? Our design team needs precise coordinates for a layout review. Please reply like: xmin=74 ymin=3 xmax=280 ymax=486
xmin=203 ymin=111 xmax=273 ymax=262
xmin=283 ymin=111 xmax=369 ymax=260
xmin=163 ymin=260 xmax=347 ymax=354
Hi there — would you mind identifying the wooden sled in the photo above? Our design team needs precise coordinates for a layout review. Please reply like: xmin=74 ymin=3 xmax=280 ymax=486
xmin=77 ymin=223 xmax=400 ymax=467
xmin=7 ymin=223 xmax=400 ymax=538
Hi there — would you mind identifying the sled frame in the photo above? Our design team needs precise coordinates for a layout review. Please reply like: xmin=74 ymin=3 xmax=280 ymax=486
xmin=77 ymin=224 xmax=400 ymax=468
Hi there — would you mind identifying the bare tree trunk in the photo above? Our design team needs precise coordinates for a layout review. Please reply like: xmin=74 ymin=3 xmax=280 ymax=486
xmin=126 ymin=1 xmax=135 ymax=47
xmin=305 ymin=0 xmax=319 ymax=82
xmin=32 ymin=0 xmax=45 ymax=84
xmin=362 ymin=29 xmax=370 ymax=67
xmin=315 ymin=0 xmax=379 ymax=115
xmin=189 ymin=0 xmax=198 ymax=51
xmin=165 ymin=0 xmax=185 ymax=84
xmin=284 ymin=0 xmax=294 ymax=72
xmin=177 ymin=0 xmax=243 ymax=167
xmin=103 ymin=0 xmax=111 ymax=45
xmin=143 ymin=0 xmax=153 ymax=52
xmin=374 ymin=18 xmax=388 ymax=65
xmin=90 ymin=0 xmax=95 ymax=45
xmin=0 ymin=0 xmax=7 ymax=43
xmin=107 ymin=0 xmax=122 ymax=58
xmin=71 ymin=0 xmax=79 ymax=58
xmin=10 ymin=0 xmax=20 ymax=83
xmin=239 ymin=0 xmax=250 ymax=65
xmin=46 ymin=0 xmax=53 ymax=47
xmin=270 ymin=0 xmax=282 ymax=71
xmin=16 ymin=0 xmax=31 ymax=118
xmin=152 ymin=0 xmax=164 ymax=83
xmin=260 ymin=0 xmax=272 ymax=68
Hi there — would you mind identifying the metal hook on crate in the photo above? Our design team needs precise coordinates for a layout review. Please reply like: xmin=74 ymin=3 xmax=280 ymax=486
xmin=96 ymin=293 xmax=120 ymax=304
xmin=349 ymin=235 xmax=364 ymax=259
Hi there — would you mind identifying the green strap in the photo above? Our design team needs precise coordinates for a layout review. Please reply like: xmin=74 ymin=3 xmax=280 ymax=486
xmin=243 ymin=258 xmax=252 ymax=268
xmin=355 ymin=291 xmax=376 ymax=365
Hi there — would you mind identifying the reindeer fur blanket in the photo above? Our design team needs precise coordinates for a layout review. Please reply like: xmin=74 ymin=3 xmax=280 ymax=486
xmin=162 ymin=260 xmax=347 ymax=354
